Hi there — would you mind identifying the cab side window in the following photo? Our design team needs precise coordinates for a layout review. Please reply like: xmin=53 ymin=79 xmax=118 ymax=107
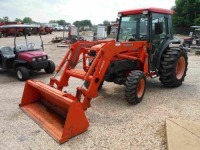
xmin=152 ymin=13 xmax=168 ymax=40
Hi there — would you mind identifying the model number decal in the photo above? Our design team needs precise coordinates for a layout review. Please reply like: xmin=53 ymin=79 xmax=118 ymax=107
xmin=124 ymin=43 xmax=133 ymax=47
xmin=99 ymin=60 xmax=105 ymax=74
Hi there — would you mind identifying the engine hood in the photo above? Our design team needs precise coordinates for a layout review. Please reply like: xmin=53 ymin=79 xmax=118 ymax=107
xmin=18 ymin=50 xmax=47 ymax=62
xmin=91 ymin=43 xmax=106 ymax=50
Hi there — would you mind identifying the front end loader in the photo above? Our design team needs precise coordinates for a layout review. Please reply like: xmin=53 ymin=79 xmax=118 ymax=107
xmin=20 ymin=8 xmax=188 ymax=144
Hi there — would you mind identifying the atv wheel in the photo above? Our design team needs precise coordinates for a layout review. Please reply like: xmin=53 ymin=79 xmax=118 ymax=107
xmin=45 ymin=60 xmax=55 ymax=73
xmin=125 ymin=70 xmax=146 ymax=104
xmin=84 ymin=80 xmax=104 ymax=91
xmin=159 ymin=48 xmax=188 ymax=87
xmin=16 ymin=67 xmax=30 ymax=81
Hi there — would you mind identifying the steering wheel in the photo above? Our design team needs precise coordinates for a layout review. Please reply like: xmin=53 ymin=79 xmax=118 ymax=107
xmin=124 ymin=34 xmax=136 ymax=41
xmin=126 ymin=34 xmax=147 ymax=41
xmin=27 ymin=42 xmax=35 ymax=48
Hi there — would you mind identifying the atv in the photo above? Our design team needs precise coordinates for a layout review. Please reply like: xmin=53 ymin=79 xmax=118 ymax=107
xmin=0 ymin=24 xmax=55 ymax=81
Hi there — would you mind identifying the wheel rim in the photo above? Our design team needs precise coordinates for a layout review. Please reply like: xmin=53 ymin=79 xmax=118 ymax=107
xmin=176 ymin=56 xmax=186 ymax=80
xmin=137 ymin=78 xmax=145 ymax=98
xmin=17 ymin=70 xmax=22 ymax=79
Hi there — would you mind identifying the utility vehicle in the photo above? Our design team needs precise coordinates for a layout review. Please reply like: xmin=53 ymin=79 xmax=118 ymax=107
xmin=0 ymin=24 xmax=55 ymax=81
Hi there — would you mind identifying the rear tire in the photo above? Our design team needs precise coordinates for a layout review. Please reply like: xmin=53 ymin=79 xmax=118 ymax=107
xmin=125 ymin=70 xmax=146 ymax=104
xmin=16 ymin=67 xmax=30 ymax=81
xmin=45 ymin=60 xmax=55 ymax=73
xmin=159 ymin=48 xmax=188 ymax=87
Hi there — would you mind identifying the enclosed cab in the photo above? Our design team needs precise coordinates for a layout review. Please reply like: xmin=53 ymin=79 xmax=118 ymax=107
xmin=105 ymin=8 xmax=187 ymax=87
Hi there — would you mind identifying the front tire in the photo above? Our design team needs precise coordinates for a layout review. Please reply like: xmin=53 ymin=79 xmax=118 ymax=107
xmin=159 ymin=48 xmax=188 ymax=87
xmin=16 ymin=67 xmax=30 ymax=81
xmin=125 ymin=70 xmax=146 ymax=104
xmin=45 ymin=60 xmax=55 ymax=73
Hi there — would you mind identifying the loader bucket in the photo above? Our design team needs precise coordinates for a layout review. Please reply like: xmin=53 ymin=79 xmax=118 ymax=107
xmin=19 ymin=80 xmax=89 ymax=144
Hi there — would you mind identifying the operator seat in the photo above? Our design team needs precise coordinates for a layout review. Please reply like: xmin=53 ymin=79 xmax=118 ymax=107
xmin=0 ymin=46 xmax=15 ymax=69
xmin=0 ymin=46 xmax=15 ymax=59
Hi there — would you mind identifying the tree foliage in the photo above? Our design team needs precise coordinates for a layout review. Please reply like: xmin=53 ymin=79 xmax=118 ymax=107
xmin=172 ymin=0 xmax=200 ymax=27
xmin=23 ymin=17 xmax=33 ymax=23
xmin=103 ymin=20 xmax=110 ymax=26
xmin=57 ymin=20 xmax=67 ymax=25
xmin=49 ymin=20 xmax=57 ymax=24
xmin=73 ymin=20 xmax=92 ymax=27
xmin=15 ymin=18 xmax=23 ymax=22
xmin=49 ymin=19 xmax=69 ymax=26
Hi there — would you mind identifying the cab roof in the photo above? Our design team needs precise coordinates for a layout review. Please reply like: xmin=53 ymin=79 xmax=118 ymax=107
xmin=118 ymin=7 xmax=174 ymax=16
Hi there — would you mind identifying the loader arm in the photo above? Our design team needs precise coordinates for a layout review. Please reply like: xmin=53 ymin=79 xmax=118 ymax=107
xmin=50 ymin=40 xmax=148 ymax=110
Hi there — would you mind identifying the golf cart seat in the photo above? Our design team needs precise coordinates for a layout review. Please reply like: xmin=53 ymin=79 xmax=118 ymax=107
xmin=0 ymin=46 xmax=15 ymax=59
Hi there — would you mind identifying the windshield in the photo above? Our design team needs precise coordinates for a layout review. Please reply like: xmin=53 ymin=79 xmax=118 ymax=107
xmin=15 ymin=34 xmax=43 ymax=52
xmin=118 ymin=14 xmax=148 ymax=42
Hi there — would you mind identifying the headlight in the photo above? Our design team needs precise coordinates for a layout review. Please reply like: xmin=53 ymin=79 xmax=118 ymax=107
xmin=32 ymin=58 xmax=36 ymax=62
xmin=43 ymin=56 xmax=47 ymax=60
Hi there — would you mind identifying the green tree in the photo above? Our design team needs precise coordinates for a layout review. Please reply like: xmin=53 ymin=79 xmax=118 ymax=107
xmin=23 ymin=17 xmax=33 ymax=23
xmin=172 ymin=0 xmax=200 ymax=27
xmin=73 ymin=20 xmax=92 ymax=27
xmin=73 ymin=20 xmax=81 ymax=27
xmin=0 ymin=18 xmax=3 ymax=22
xmin=103 ymin=20 xmax=110 ymax=26
xmin=195 ymin=15 xmax=200 ymax=25
xmin=15 ymin=18 xmax=22 ymax=22
xmin=57 ymin=19 xmax=66 ymax=26
xmin=49 ymin=20 xmax=57 ymax=24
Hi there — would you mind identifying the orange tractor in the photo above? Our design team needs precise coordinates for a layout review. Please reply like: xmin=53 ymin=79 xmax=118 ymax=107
xmin=20 ymin=8 xmax=188 ymax=144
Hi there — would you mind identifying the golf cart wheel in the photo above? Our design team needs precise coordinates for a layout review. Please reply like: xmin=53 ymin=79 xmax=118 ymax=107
xmin=16 ymin=67 xmax=30 ymax=81
xmin=45 ymin=60 xmax=55 ymax=73
xmin=159 ymin=48 xmax=188 ymax=87
xmin=84 ymin=80 xmax=104 ymax=91
xmin=125 ymin=70 xmax=146 ymax=104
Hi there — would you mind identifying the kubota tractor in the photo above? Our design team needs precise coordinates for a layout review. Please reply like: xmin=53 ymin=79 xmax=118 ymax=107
xmin=19 ymin=8 xmax=188 ymax=144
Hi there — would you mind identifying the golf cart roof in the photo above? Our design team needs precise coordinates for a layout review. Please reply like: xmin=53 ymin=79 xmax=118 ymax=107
xmin=0 ymin=24 xmax=39 ymax=29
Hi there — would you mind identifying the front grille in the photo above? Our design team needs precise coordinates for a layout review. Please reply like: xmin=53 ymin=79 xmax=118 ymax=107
xmin=31 ymin=61 xmax=48 ymax=69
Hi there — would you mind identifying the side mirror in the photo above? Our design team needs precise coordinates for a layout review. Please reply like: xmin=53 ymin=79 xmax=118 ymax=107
xmin=155 ymin=22 xmax=163 ymax=34
xmin=107 ymin=25 xmax=111 ymax=35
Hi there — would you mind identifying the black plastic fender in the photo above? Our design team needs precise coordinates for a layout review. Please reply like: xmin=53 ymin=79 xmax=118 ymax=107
xmin=156 ymin=39 xmax=181 ymax=68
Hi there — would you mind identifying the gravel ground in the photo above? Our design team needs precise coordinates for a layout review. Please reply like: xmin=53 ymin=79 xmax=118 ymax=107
xmin=0 ymin=32 xmax=200 ymax=150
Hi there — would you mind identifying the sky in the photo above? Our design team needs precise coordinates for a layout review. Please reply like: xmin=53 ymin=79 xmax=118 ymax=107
xmin=0 ymin=0 xmax=176 ymax=25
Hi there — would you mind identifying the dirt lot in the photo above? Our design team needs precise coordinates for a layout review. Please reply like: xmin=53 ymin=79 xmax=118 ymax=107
xmin=0 ymin=32 xmax=200 ymax=150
